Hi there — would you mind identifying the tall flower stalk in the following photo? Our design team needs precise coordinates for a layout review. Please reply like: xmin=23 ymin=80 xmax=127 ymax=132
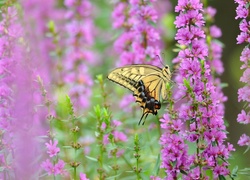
xmin=160 ymin=0 xmax=234 ymax=179
xmin=235 ymin=0 xmax=250 ymax=146
xmin=63 ymin=0 xmax=95 ymax=112
xmin=0 ymin=5 xmax=22 ymax=178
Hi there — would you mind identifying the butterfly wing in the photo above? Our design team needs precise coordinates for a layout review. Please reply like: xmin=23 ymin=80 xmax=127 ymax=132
xmin=107 ymin=64 xmax=162 ymax=92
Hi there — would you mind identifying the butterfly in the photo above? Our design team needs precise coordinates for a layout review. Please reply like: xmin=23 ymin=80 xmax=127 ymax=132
xmin=107 ymin=64 xmax=172 ymax=125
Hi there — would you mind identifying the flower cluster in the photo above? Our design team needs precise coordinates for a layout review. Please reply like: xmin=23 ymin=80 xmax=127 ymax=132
xmin=41 ymin=140 xmax=66 ymax=176
xmin=63 ymin=0 xmax=95 ymax=111
xmin=0 ymin=6 xmax=22 ymax=178
xmin=235 ymin=0 xmax=250 ymax=146
xmin=160 ymin=0 xmax=234 ymax=179
xmin=112 ymin=0 xmax=160 ymax=66
xmin=203 ymin=6 xmax=227 ymax=119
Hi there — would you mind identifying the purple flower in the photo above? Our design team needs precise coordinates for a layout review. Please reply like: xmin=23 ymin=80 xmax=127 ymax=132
xmin=175 ymin=0 xmax=203 ymax=12
xmin=63 ymin=0 xmax=95 ymax=111
xmin=237 ymin=110 xmax=250 ymax=124
xmin=113 ymin=131 xmax=128 ymax=142
xmin=119 ymin=94 xmax=135 ymax=113
xmin=140 ymin=6 xmax=158 ymax=22
xmin=175 ymin=27 xmax=193 ymax=45
xmin=239 ymin=19 xmax=249 ymax=32
xmin=112 ymin=0 xmax=160 ymax=66
xmin=112 ymin=120 xmax=122 ymax=127
xmin=237 ymin=32 xmax=250 ymax=44
xmin=41 ymin=159 xmax=65 ymax=175
xmin=45 ymin=140 xmax=60 ymax=157
xmin=238 ymin=134 xmax=250 ymax=146
xmin=41 ymin=159 xmax=54 ymax=175
xmin=210 ymin=25 xmax=222 ymax=38
xmin=240 ymin=47 xmax=250 ymax=64
xmin=240 ymin=68 xmax=250 ymax=83
xmin=160 ymin=0 xmax=234 ymax=178
xmin=54 ymin=160 xmax=65 ymax=175
xmin=238 ymin=86 xmax=250 ymax=102
xmin=235 ymin=5 xmax=248 ymax=19
xmin=80 ymin=173 xmax=89 ymax=180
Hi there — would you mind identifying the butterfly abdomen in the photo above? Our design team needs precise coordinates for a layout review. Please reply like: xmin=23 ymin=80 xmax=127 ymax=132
xmin=133 ymin=80 xmax=161 ymax=125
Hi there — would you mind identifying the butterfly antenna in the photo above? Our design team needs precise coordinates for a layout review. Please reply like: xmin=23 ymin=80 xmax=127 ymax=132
xmin=174 ymin=95 xmax=187 ymax=103
xmin=155 ymin=54 xmax=165 ymax=67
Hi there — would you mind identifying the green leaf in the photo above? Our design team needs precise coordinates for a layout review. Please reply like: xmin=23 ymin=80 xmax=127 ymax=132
xmin=231 ymin=166 xmax=238 ymax=178
xmin=106 ymin=173 xmax=122 ymax=179
xmin=65 ymin=95 xmax=74 ymax=116
xmin=85 ymin=156 xmax=98 ymax=162
xmin=218 ymin=175 xmax=226 ymax=180
xmin=94 ymin=105 xmax=101 ymax=118
xmin=152 ymin=154 xmax=161 ymax=175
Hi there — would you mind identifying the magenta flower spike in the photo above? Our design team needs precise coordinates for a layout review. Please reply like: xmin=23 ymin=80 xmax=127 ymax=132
xmin=160 ymin=0 xmax=235 ymax=179
xmin=235 ymin=0 xmax=250 ymax=147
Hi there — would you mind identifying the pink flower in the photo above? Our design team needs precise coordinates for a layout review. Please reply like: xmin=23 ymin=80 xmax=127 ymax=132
xmin=238 ymin=134 xmax=250 ymax=146
xmin=54 ymin=160 xmax=65 ymax=175
xmin=210 ymin=25 xmax=222 ymax=38
xmin=41 ymin=159 xmax=65 ymax=175
xmin=41 ymin=159 xmax=54 ymax=175
xmin=235 ymin=5 xmax=248 ymax=19
xmin=45 ymin=140 xmax=60 ymax=157
xmin=113 ymin=131 xmax=128 ymax=142
xmin=237 ymin=110 xmax=250 ymax=124
xmin=80 ymin=173 xmax=89 ymax=180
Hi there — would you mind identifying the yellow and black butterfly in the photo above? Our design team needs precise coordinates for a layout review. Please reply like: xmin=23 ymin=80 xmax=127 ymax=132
xmin=107 ymin=64 xmax=172 ymax=125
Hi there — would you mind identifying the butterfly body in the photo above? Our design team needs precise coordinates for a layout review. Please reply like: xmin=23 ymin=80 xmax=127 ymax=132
xmin=107 ymin=64 xmax=171 ymax=125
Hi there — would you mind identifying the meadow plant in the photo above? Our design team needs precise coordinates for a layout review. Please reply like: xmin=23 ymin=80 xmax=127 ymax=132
xmin=112 ymin=0 xmax=160 ymax=66
xmin=160 ymin=0 xmax=234 ymax=179
xmin=63 ymin=0 xmax=95 ymax=111
xmin=235 ymin=0 xmax=250 ymax=147
xmin=0 ymin=5 xmax=22 ymax=179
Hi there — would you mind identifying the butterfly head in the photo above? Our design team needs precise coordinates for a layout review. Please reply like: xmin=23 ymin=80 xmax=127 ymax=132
xmin=162 ymin=65 xmax=171 ymax=81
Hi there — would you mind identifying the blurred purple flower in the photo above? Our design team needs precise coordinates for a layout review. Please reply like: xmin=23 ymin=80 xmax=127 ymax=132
xmin=80 ymin=173 xmax=90 ymax=180
xmin=45 ymin=140 xmax=60 ymax=157
xmin=112 ymin=0 xmax=161 ymax=66
xmin=113 ymin=131 xmax=128 ymax=142
xmin=41 ymin=159 xmax=65 ymax=175
xmin=63 ymin=0 xmax=95 ymax=111
xmin=238 ymin=134 xmax=250 ymax=146
xmin=119 ymin=94 xmax=135 ymax=113
xmin=0 ymin=5 xmax=52 ymax=178
xmin=210 ymin=25 xmax=222 ymax=38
